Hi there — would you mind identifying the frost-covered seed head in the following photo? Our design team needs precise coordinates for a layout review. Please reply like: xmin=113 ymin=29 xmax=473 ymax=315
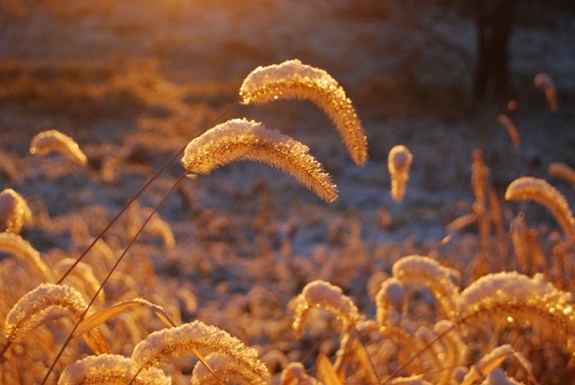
xmin=240 ymin=59 xmax=368 ymax=165
xmin=180 ymin=118 xmax=338 ymax=202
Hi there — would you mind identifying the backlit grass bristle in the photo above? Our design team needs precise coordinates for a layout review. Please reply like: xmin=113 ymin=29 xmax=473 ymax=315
xmin=30 ymin=129 xmax=88 ymax=165
xmin=239 ymin=59 xmax=368 ymax=165
xmin=180 ymin=118 xmax=338 ymax=202
xmin=505 ymin=176 xmax=575 ymax=239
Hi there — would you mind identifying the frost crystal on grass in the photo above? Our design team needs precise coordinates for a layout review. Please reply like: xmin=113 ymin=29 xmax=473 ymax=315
xmin=240 ymin=59 xmax=368 ymax=165
xmin=181 ymin=118 xmax=338 ymax=202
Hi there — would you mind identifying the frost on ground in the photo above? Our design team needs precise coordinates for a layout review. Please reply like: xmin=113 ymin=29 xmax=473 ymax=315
xmin=0 ymin=1 xmax=574 ymax=383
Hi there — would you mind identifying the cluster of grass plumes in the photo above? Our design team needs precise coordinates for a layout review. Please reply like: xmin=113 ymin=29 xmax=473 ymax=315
xmin=1 ymin=59 xmax=575 ymax=385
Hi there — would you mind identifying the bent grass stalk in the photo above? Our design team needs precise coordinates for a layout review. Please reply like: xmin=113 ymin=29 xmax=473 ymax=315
xmin=56 ymin=100 xmax=239 ymax=285
xmin=40 ymin=171 xmax=188 ymax=384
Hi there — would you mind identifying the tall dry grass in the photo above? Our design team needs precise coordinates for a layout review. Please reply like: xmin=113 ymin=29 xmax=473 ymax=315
xmin=0 ymin=59 xmax=574 ymax=385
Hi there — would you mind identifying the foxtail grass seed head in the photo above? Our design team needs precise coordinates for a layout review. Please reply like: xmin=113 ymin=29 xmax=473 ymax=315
xmin=30 ymin=129 xmax=88 ymax=165
xmin=375 ymin=277 xmax=406 ymax=327
xmin=534 ymin=73 xmax=558 ymax=111
xmin=388 ymin=145 xmax=413 ymax=202
xmin=292 ymin=280 xmax=359 ymax=339
xmin=496 ymin=114 xmax=521 ymax=151
xmin=3 ymin=283 xmax=87 ymax=343
xmin=392 ymin=255 xmax=460 ymax=318
xmin=0 ymin=232 xmax=53 ymax=281
xmin=457 ymin=272 xmax=575 ymax=350
xmin=181 ymin=118 xmax=338 ymax=202
xmin=239 ymin=59 xmax=368 ymax=165
xmin=190 ymin=352 xmax=269 ymax=385
xmin=505 ymin=176 xmax=575 ymax=239
xmin=280 ymin=362 xmax=319 ymax=385
xmin=58 ymin=354 xmax=171 ymax=385
xmin=458 ymin=271 xmax=572 ymax=316
xmin=0 ymin=188 xmax=32 ymax=234
xmin=548 ymin=161 xmax=575 ymax=187
xmin=131 ymin=321 xmax=270 ymax=384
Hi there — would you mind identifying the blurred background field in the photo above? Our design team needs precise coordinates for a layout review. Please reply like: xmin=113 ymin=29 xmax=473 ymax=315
xmin=1 ymin=1 xmax=575 ymax=383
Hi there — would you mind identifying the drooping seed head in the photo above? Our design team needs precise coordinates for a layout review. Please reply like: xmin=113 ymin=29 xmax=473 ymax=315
xmin=180 ymin=118 xmax=338 ymax=202
xmin=240 ymin=59 xmax=368 ymax=165
xmin=30 ymin=129 xmax=88 ymax=165
xmin=505 ymin=176 xmax=575 ymax=239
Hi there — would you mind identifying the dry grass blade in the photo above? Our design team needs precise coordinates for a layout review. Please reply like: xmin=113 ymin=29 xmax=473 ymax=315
xmin=239 ymin=59 xmax=368 ymax=165
xmin=292 ymin=280 xmax=359 ymax=339
xmin=131 ymin=320 xmax=270 ymax=384
xmin=0 ymin=232 xmax=53 ymax=282
xmin=58 ymin=354 xmax=171 ymax=385
xmin=180 ymin=118 xmax=338 ymax=202
xmin=317 ymin=353 xmax=343 ymax=385
xmin=505 ymin=176 xmax=575 ymax=239
xmin=460 ymin=344 xmax=537 ymax=385
xmin=73 ymin=298 xmax=177 ymax=338
xmin=548 ymin=161 xmax=575 ymax=187
xmin=387 ymin=145 xmax=413 ymax=203
xmin=0 ymin=188 xmax=33 ymax=234
xmin=30 ymin=129 xmax=88 ymax=165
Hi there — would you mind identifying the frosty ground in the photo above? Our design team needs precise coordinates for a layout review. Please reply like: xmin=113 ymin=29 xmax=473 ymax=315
xmin=1 ymin=0 xmax=575 ymax=378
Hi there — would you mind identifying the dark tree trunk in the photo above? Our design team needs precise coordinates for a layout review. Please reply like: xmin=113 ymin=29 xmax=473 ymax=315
xmin=473 ymin=0 xmax=517 ymax=99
